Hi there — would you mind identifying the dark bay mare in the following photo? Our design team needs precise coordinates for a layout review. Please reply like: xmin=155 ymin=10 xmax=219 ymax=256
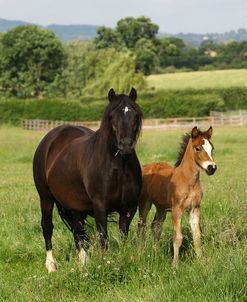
xmin=33 ymin=88 xmax=143 ymax=272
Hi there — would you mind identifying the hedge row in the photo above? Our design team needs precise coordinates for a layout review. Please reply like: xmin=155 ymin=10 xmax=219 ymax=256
xmin=1 ymin=87 xmax=247 ymax=125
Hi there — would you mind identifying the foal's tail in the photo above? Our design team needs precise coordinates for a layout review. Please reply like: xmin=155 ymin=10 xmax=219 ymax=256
xmin=55 ymin=201 xmax=73 ymax=232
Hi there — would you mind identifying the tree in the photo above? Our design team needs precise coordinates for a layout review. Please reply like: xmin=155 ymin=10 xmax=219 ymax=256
xmin=62 ymin=40 xmax=95 ymax=96
xmin=116 ymin=16 xmax=159 ymax=49
xmin=83 ymin=48 xmax=146 ymax=96
xmin=135 ymin=38 xmax=159 ymax=75
xmin=94 ymin=26 xmax=121 ymax=49
xmin=156 ymin=38 xmax=177 ymax=69
xmin=94 ymin=16 xmax=159 ymax=74
xmin=0 ymin=25 xmax=65 ymax=97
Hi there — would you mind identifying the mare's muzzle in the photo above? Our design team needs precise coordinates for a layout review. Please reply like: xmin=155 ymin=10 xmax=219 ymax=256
xmin=118 ymin=137 xmax=135 ymax=155
xmin=206 ymin=164 xmax=217 ymax=175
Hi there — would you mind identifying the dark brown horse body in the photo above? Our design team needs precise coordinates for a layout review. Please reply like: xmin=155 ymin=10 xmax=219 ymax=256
xmin=33 ymin=88 xmax=142 ymax=272
xmin=138 ymin=127 xmax=217 ymax=265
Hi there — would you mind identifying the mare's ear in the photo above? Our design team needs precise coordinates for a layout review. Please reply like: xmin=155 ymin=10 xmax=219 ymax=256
xmin=191 ymin=126 xmax=199 ymax=139
xmin=129 ymin=87 xmax=137 ymax=102
xmin=205 ymin=126 xmax=213 ymax=139
xmin=108 ymin=88 xmax=116 ymax=102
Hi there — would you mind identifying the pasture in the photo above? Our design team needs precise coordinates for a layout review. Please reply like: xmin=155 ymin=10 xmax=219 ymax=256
xmin=0 ymin=126 xmax=246 ymax=301
xmin=147 ymin=69 xmax=247 ymax=90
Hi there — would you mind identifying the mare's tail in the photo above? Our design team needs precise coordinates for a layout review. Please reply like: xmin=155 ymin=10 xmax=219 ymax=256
xmin=55 ymin=201 xmax=73 ymax=232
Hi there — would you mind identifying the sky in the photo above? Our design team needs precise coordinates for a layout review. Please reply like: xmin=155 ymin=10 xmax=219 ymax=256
xmin=0 ymin=0 xmax=246 ymax=34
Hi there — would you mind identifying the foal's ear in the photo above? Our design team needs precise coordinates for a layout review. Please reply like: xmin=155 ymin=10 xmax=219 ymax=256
xmin=205 ymin=126 xmax=213 ymax=139
xmin=129 ymin=87 xmax=137 ymax=102
xmin=108 ymin=88 xmax=116 ymax=102
xmin=191 ymin=126 xmax=199 ymax=139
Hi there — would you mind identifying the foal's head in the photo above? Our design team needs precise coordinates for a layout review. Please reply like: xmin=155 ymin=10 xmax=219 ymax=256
xmin=101 ymin=88 xmax=142 ymax=156
xmin=191 ymin=126 xmax=217 ymax=175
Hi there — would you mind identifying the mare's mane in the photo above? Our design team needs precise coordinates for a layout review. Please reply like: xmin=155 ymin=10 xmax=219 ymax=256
xmin=174 ymin=129 xmax=208 ymax=167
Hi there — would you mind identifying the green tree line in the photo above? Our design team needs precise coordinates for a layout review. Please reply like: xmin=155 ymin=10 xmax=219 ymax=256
xmin=0 ymin=17 xmax=246 ymax=98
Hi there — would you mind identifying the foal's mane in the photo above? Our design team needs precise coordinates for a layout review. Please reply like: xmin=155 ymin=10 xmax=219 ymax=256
xmin=174 ymin=129 xmax=207 ymax=167
xmin=174 ymin=133 xmax=191 ymax=167
xmin=100 ymin=94 xmax=143 ymax=140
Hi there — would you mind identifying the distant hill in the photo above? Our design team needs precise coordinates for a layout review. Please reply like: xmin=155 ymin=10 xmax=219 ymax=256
xmin=0 ymin=18 xmax=98 ymax=41
xmin=0 ymin=18 xmax=29 ymax=31
xmin=1 ymin=18 xmax=247 ymax=45
xmin=159 ymin=29 xmax=247 ymax=46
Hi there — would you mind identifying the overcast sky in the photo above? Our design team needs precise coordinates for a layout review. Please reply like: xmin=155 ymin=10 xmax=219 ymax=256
xmin=0 ymin=0 xmax=246 ymax=33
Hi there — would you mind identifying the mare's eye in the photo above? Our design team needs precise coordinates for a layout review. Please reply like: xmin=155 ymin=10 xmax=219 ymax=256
xmin=195 ymin=146 xmax=201 ymax=152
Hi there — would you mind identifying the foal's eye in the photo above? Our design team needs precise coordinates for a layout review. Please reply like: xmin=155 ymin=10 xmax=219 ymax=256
xmin=195 ymin=146 xmax=201 ymax=152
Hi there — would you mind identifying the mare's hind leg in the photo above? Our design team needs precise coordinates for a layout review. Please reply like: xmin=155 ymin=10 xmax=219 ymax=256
xmin=72 ymin=211 xmax=89 ymax=265
xmin=40 ymin=198 xmax=57 ymax=273
xmin=138 ymin=199 xmax=152 ymax=233
xmin=151 ymin=207 xmax=166 ymax=241
xmin=189 ymin=207 xmax=202 ymax=258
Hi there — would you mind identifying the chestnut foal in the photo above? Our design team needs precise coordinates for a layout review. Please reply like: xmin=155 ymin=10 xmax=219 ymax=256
xmin=138 ymin=126 xmax=217 ymax=265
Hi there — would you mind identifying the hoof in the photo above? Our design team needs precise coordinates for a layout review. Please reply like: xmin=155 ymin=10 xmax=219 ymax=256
xmin=46 ymin=260 xmax=57 ymax=273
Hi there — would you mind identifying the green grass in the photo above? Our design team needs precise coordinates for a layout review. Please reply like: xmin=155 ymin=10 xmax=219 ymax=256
xmin=0 ymin=126 xmax=247 ymax=301
xmin=147 ymin=69 xmax=247 ymax=90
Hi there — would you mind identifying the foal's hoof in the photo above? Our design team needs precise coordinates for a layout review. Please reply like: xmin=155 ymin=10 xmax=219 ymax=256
xmin=172 ymin=259 xmax=179 ymax=269
xmin=46 ymin=260 xmax=57 ymax=273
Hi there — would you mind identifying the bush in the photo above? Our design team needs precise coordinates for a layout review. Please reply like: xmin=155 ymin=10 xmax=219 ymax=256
xmin=138 ymin=90 xmax=225 ymax=118
xmin=0 ymin=97 xmax=107 ymax=125
xmin=218 ymin=87 xmax=247 ymax=110
xmin=1 ymin=87 xmax=247 ymax=125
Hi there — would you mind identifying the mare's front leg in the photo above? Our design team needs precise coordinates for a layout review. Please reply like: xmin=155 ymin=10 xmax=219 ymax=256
xmin=72 ymin=211 xmax=88 ymax=265
xmin=172 ymin=206 xmax=183 ymax=266
xmin=189 ymin=207 xmax=202 ymax=258
xmin=119 ymin=206 xmax=137 ymax=236
xmin=93 ymin=203 xmax=108 ymax=248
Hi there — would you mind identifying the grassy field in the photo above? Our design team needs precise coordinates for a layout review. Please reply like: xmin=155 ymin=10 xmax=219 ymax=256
xmin=147 ymin=69 xmax=247 ymax=90
xmin=0 ymin=126 xmax=246 ymax=302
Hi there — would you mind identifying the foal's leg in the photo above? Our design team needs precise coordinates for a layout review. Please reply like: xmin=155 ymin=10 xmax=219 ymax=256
xmin=189 ymin=207 xmax=202 ymax=258
xmin=72 ymin=211 xmax=88 ymax=265
xmin=172 ymin=207 xmax=183 ymax=266
xmin=119 ymin=206 xmax=137 ymax=236
xmin=138 ymin=199 xmax=152 ymax=232
xmin=40 ymin=198 xmax=56 ymax=273
xmin=151 ymin=207 xmax=166 ymax=241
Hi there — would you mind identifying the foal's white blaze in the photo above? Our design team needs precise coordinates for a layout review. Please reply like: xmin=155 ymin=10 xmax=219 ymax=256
xmin=123 ymin=106 xmax=131 ymax=115
xmin=202 ymin=139 xmax=216 ymax=169
xmin=202 ymin=139 xmax=213 ymax=160
xmin=78 ymin=248 xmax=88 ymax=265
xmin=45 ymin=250 xmax=57 ymax=273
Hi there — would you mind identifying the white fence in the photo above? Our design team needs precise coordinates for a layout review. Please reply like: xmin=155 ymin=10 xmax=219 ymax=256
xmin=210 ymin=110 xmax=247 ymax=127
xmin=21 ymin=111 xmax=247 ymax=131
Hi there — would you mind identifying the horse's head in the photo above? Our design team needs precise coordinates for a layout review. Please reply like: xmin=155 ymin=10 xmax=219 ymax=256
xmin=191 ymin=126 xmax=217 ymax=175
xmin=104 ymin=87 xmax=142 ymax=156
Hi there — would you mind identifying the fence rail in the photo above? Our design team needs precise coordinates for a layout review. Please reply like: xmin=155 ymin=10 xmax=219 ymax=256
xmin=21 ymin=111 xmax=247 ymax=131
xmin=210 ymin=110 xmax=247 ymax=126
